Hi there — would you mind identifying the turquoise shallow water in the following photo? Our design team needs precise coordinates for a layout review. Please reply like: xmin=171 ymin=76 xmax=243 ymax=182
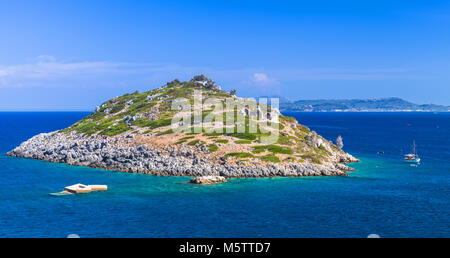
xmin=0 ymin=112 xmax=449 ymax=237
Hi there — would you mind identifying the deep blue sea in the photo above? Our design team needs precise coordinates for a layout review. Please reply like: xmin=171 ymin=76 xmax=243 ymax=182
xmin=0 ymin=112 xmax=449 ymax=238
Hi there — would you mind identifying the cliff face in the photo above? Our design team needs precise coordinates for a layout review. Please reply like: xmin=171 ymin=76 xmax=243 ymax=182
xmin=7 ymin=75 xmax=359 ymax=178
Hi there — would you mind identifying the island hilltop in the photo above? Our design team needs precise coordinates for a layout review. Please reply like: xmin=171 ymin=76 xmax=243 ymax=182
xmin=8 ymin=75 xmax=359 ymax=178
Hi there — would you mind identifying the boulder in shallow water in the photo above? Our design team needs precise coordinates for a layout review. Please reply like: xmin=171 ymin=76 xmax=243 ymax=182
xmin=190 ymin=176 xmax=227 ymax=185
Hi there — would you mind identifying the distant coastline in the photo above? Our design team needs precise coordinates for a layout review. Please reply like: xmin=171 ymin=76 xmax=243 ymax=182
xmin=2 ymin=96 xmax=449 ymax=113
xmin=282 ymin=110 xmax=450 ymax=113
xmin=267 ymin=97 xmax=450 ymax=112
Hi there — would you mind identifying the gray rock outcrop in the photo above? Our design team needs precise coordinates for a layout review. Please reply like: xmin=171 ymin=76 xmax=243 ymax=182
xmin=190 ymin=176 xmax=227 ymax=184
xmin=7 ymin=131 xmax=358 ymax=178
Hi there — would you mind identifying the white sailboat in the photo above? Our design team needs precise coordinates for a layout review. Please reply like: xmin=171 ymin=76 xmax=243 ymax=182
xmin=404 ymin=141 xmax=421 ymax=163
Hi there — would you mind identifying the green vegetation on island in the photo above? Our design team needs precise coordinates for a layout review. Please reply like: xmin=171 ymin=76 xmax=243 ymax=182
xmin=60 ymin=75 xmax=345 ymax=164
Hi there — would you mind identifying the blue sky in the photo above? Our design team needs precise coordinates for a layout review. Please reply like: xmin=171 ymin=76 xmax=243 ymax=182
xmin=0 ymin=0 xmax=449 ymax=110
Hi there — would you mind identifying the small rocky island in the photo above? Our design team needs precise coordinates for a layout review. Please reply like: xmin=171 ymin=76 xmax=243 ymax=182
xmin=7 ymin=75 xmax=359 ymax=179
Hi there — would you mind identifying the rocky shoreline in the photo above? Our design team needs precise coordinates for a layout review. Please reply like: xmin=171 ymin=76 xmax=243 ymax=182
xmin=7 ymin=131 xmax=359 ymax=178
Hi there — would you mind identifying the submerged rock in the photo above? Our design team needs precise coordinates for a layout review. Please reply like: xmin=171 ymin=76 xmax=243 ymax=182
xmin=190 ymin=176 xmax=227 ymax=184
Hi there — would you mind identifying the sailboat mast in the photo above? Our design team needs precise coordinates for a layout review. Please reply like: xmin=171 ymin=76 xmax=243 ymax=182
xmin=413 ymin=141 xmax=416 ymax=155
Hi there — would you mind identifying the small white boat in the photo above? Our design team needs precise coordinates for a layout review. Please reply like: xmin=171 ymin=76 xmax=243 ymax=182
xmin=65 ymin=183 xmax=92 ymax=193
xmin=404 ymin=141 xmax=421 ymax=163
xmin=49 ymin=184 xmax=108 ymax=196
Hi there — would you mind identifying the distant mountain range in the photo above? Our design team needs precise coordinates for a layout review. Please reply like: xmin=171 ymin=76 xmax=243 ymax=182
xmin=259 ymin=97 xmax=450 ymax=112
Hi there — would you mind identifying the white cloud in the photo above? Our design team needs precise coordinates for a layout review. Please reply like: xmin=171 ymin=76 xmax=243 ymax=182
xmin=0 ymin=56 xmax=417 ymax=90
xmin=37 ymin=55 xmax=57 ymax=62
xmin=0 ymin=70 xmax=9 ymax=77
xmin=241 ymin=73 xmax=281 ymax=95
xmin=0 ymin=57 xmax=187 ymax=88
xmin=252 ymin=73 xmax=278 ymax=85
